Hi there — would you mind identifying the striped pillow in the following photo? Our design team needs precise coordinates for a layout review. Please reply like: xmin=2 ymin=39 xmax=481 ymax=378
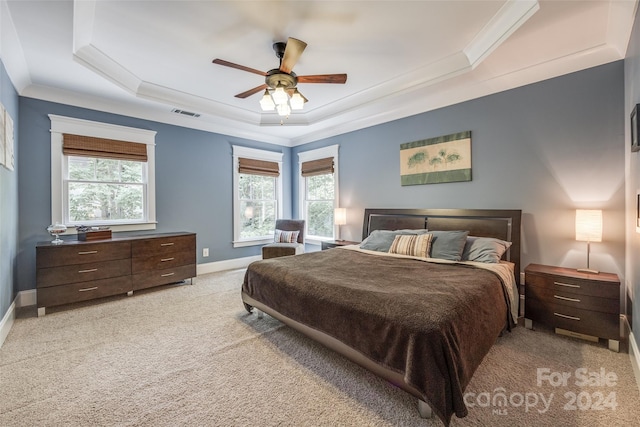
xmin=274 ymin=229 xmax=300 ymax=243
xmin=388 ymin=233 xmax=433 ymax=258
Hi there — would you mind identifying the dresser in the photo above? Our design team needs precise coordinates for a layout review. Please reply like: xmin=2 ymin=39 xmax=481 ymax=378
xmin=524 ymin=263 xmax=620 ymax=351
xmin=36 ymin=232 xmax=196 ymax=316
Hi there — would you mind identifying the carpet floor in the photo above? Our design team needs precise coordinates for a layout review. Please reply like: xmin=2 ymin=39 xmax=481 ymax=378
xmin=1 ymin=268 xmax=638 ymax=426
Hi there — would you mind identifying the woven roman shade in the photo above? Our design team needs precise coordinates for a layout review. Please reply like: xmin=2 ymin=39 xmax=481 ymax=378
xmin=301 ymin=157 xmax=334 ymax=177
xmin=63 ymin=134 xmax=148 ymax=162
xmin=238 ymin=157 xmax=280 ymax=177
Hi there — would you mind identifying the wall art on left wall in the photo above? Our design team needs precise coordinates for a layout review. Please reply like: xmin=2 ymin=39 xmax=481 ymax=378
xmin=632 ymin=104 xmax=639 ymax=153
xmin=4 ymin=108 xmax=14 ymax=171
xmin=0 ymin=103 xmax=5 ymax=167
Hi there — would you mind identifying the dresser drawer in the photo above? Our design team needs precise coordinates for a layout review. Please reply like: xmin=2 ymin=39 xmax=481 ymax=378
xmin=36 ymin=241 xmax=131 ymax=268
xmin=526 ymin=272 xmax=618 ymax=299
xmin=131 ymin=234 xmax=195 ymax=257
xmin=37 ymin=259 xmax=131 ymax=288
xmin=525 ymin=284 xmax=618 ymax=314
xmin=525 ymin=297 xmax=619 ymax=340
xmin=37 ymin=276 xmax=132 ymax=308
xmin=132 ymin=264 xmax=196 ymax=291
xmin=132 ymin=249 xmax=196 ymax=273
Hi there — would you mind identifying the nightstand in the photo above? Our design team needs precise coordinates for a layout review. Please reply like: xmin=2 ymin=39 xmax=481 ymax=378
xmin=321 ymin=240 xmax=360 ymax=250
xmin=524 ymin=263 xmax=620 ymax=352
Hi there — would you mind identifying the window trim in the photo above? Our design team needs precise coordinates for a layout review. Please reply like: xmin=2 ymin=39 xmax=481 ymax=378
xmin=50 ymin=115 xmax=157 ymax=234
xmin=232 ymin=145 xmax=283 ymax=248
xmin=298 ymin=144 xmax=340 ymax=245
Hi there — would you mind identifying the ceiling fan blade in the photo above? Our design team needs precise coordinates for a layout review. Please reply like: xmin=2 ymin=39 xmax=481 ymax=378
xmin=280 ymin=37 xmax=307 ymax=73
xmin=212 ymin=59 xmax=266 ymax=76
xmin=235 ymin=84 xmax=268 ymax=99
xmin=298 ymin=74 xmax=347 ymax=84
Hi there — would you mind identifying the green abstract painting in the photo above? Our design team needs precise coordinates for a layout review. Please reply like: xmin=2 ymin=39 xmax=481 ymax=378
xmin=400 ymin=131 xmax=471 ymax=186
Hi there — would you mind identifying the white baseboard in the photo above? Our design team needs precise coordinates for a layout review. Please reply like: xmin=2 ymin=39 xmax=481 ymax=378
xmin=629 ymin=330 xmax=640 ymax=393
xmin=0 ymin=300 xmax=16 ymax=349
xmin=197 ymin=255 xmax=260 ymax=276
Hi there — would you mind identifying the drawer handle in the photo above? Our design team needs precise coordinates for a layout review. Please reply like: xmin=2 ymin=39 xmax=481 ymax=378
xmin=161 ymin=257 xmax=175 ymax=262
xmin=78 ymin=268 xmax=98 ymax=273
xmin=554 ymin=281 xmax=580 ymax=289
xmin=78 ymin=286 xmax=98 ymax=292
xmin=554 ymin=295 xmax=581 ymax=303
xmin=161 ymin=242 xmax=174 ymax=246
xmin=554 ymin=312 xmax=580 ymax=321
xmin=78 ymin=250 xmax=98 ymax=255
xmin=161 ymin=272 xmax=175 ymax=277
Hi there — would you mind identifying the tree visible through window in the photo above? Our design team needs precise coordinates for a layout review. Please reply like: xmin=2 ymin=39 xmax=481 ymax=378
xmin=66 ymin=156 xmax=145 ymax=224
xmin=238 ymin=173 xmax=276 ymax=238
xmin=305 ymin=173 xmax=334 ymax=238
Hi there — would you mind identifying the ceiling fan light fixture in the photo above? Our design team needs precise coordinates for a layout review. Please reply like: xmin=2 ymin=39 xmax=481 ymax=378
xmin=290 ymin=89 xmax=304 ymax=110
xmin=272 ymin=83 xmax=289 ymax=105
xmin=259 ymin=89 xmax=275 ymax=111
xmin=276 ymin=103 xmax=291 ymax=117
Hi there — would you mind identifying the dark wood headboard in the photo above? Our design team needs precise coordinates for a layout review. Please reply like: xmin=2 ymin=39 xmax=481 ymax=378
xmin=362 ymin=208 xmax=522 ymax=285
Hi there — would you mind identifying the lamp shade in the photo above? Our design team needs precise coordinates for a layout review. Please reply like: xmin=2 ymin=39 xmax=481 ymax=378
xmin=334 ymin=208 xmax=347 ymax=226
xmin=575 ymin=209 xmax=602 ymax=242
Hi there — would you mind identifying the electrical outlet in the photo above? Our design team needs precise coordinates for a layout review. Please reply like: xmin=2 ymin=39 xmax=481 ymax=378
xmin=203 ymin=248 xmax=209 ymax=257
xmin=520 ymin=272 xmax=525 ymax=283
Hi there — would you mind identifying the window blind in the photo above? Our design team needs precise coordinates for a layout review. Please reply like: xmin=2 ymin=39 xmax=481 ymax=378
xmin=301 ymin=157 xmax=334 ymax=177
xmin=238 ymin=157 xmax=280 ymax=177
xmin=62 ymin=134 xmax=148 ymax=162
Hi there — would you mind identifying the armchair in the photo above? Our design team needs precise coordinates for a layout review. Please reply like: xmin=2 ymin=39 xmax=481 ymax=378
xmin=262 ymin=219 xmax=305 ymax=259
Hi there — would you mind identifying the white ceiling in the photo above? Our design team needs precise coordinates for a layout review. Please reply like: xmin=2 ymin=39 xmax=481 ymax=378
xmin=1 ymin=0 xmax=637 ymax=147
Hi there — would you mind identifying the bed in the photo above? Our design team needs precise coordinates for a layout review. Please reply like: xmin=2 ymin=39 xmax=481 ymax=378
xmin=241 ymin=208 xmax=521 ymax=425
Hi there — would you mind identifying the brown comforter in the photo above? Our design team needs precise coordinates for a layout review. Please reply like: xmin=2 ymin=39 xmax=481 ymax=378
xmin=242 ymin=248 xmax=514 ymax=425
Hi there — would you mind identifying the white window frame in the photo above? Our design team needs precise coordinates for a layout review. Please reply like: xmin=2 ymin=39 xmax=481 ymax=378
xmin=232 ymin=145 xmax=283 ymax=248
xmin=49 ymin=115 xmax=157 ymax=234
xmin=298 ymin=144 xmax=339 ymax=246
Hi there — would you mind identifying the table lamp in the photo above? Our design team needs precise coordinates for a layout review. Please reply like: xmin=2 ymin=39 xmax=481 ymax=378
xmin=575 ymin=209 xmax=602 ymax=274
xmin=334 ymin=208 xmax=347 ymax=241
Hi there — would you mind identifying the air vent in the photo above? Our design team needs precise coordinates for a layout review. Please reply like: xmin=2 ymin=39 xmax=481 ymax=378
xmin=171 ymin=109 xmax=201 ymax=118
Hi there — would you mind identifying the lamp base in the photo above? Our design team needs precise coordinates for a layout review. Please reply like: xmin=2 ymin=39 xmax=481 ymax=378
xmin=577 ymin=267 xmax=599 ymax=274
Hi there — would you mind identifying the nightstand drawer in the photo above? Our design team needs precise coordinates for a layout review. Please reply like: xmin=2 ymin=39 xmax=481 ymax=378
xmin=526 ymin=273 xmax=618 ymax=299
xmin=525 ymin=284 xmax=618 ymax=314
xmin=525 ymin=297 xmax=619 ymax=340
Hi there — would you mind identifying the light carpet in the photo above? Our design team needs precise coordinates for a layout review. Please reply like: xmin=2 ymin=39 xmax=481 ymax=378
xmin=1 ymin=268 xmax=638 ymax=426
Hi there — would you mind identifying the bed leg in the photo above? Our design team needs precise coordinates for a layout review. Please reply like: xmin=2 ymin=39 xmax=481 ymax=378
xmin=418 ymin=399 xmax=433 ymax=418
xmin=257 ymin=309 xmax=264 ymax=319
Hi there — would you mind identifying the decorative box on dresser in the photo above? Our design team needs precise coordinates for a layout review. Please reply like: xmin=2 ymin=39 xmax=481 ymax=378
xmin=36 ymin=232 xmax=196 ymax=316
xmin=524 ymin=263 xmax=620 ymax=352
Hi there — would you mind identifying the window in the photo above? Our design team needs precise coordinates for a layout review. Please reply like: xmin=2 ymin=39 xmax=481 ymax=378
xmin=298 ymin=145 xmax=339 ymax=244
xmin=50 ymin=115 xmax=157 ymax=233
xmin=233 ymin=146 xmax=283 ymax=247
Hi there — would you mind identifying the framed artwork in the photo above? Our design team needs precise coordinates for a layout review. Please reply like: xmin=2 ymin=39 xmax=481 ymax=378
xmin=0 ymin=103 xmax=5 ymax=167
xmin=632 ymin=104 xmax=639 ymax=152
xmin=400 ymin=131 xmax=472 ymax=186
xmin=4 ymin=110 xmax=14 ymax=171
xmin=637 ymin=190 xmax=640 ymax=232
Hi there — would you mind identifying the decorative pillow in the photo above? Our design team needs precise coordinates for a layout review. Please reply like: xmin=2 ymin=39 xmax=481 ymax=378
xmin=388 ymin=234 xmax=433 ymax=258
xmin=359 ymin=229 xmax=430 ymax=252
xmin=274 ymin=229 xmax=300 ymax=243
xmin=461 ymin=236 xmax=512 ymax=263
xmin=428 ymin=230 xmax=469 ymax=261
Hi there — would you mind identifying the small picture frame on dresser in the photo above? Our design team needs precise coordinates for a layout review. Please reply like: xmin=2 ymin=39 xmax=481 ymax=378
xmin=632 ymin=103 xmax=639 ymax=152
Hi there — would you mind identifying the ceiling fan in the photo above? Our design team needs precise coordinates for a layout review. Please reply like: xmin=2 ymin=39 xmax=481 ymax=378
xmin=212 ymin=37 xmax=347 ymax=116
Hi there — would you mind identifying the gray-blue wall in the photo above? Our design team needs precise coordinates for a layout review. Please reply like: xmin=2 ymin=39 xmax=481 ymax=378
xmin=625 ymin=3 xmax=640 ymax=350
xmin=293 ymin=61 xmax=626 ymax=281
xmin=0 ymin=59 xmax=19 ymax=319
xmin=17 ymin=98 xmax=292 ymax=293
